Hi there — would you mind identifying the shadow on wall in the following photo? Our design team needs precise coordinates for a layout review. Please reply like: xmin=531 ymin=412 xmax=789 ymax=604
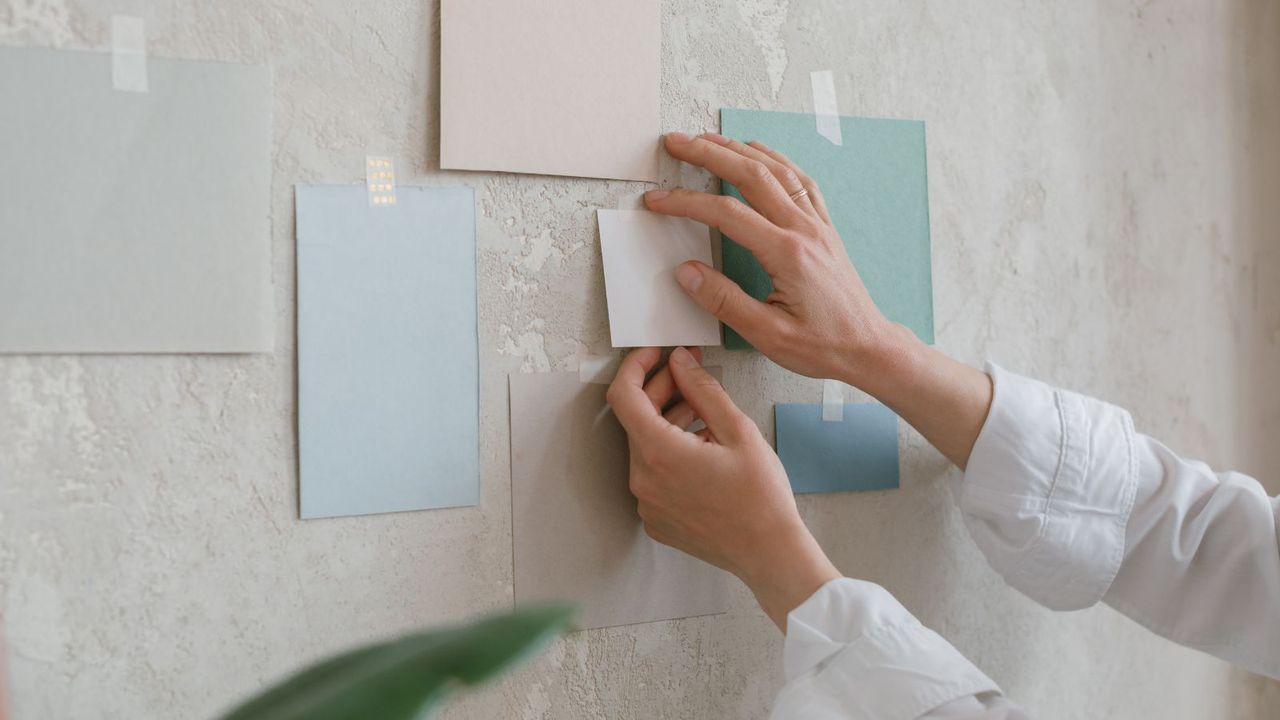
xmin=1231 ymin=0 xmax=1280 ymax=492
xmin=1229 ymin=0 xmax=1280 ymax=716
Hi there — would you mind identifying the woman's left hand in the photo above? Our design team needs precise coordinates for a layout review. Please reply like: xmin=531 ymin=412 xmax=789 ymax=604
xmin=606 ymin=346 xmax=840 ymax=629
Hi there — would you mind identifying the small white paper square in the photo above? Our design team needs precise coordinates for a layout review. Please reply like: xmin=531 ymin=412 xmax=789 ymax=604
xmin=598 ymin=209 xmax=722 ymax=348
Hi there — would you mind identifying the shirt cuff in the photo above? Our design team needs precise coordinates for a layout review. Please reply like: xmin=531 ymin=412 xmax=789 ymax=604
xmin=774 ymin=578 xmax=1001 ymax=720
xmin=955 ymin=363 xmax=1140 ymax=610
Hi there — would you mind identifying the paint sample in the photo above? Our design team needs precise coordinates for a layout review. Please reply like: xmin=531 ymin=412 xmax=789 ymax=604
xmin=598 ymin=209 xmax=721 ymax=348
xmin=775 ymin=403 xmax=900 ymax=494
xmin=297 ymin=185 xmax=479 ymax=519
xmin=720 ymin=108 xmax=934 ymax=350
xmin=509 ymin=372 xmax=730 ymax=629
xmin=441 ymin=0 xmax=660 ymax=181
xmin=0 ymin=47 xmax=272 ymax=353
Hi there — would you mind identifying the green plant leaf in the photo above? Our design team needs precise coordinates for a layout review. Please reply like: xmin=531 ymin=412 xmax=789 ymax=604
xmin=219 ymin=604 xmax=575 ymax=720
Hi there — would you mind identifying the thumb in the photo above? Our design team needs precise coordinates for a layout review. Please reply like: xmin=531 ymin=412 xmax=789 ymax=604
xmin=675 ymin=261 xmax=778 ymax=343
xmin=667 ymin=347 xmax=751 ymax=444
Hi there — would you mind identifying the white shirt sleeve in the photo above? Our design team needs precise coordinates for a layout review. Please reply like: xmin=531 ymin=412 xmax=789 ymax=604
xmin=772 ymin=578 xmax=1029 ymax=720
xmin=956 ymin=364 xmax=1280 ymax=679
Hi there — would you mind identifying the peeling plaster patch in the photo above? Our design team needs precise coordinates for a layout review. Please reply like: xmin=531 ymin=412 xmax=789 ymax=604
xmin=518 ymin=229 xmax=564 ymax=274
xmin=737 ymin=0 xmax=790 ymax=98
xmin=501 ymin=265 xmax=540 ymax=298
xmin=4 ymin=360 xmax=100 ymax=465
xmin=0 ymin=0 xmax=74 ymax=45
xmin=519 ymin=678 xmax=553 ymax=720
xmin=499 ymin=320 xmax=552 ymax=372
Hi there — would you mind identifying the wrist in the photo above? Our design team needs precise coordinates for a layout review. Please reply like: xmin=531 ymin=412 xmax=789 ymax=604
xmin=737 ymin=521 xmax=841 ymax=631
xmin=839 ymin=320 xmax=923 ymax=399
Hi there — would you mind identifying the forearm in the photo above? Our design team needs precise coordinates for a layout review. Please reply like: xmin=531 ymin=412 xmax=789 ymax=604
xmin=742 ymin=326 xmax=991 ymax=630
xmin=845 ymin=323 xmax=993 ymax=470
xmin=738 ymin=524 xmax=841 ymax=632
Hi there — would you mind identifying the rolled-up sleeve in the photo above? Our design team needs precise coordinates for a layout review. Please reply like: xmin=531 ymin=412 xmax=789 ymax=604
xmin=772 ymin=579 xmax=1026 ymax=720
xmin=956 ymin=363 xmax=1280 ymax=678
xmin=954 ymin=364 xmax=1140 ymax=610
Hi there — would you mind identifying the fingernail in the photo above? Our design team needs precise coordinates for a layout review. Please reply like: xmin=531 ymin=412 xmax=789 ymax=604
xmin=645 ymin=189 xmax=670 ymax=202
xmin=666 ymin=131 xmax=693 ymax=144
xmin=675 ymin=263 xmax=703 ymax=293
xmin=671 ymin=347 xmax=697 ymax=367
xmin=701 ymin=132 xmax=730 ymax=145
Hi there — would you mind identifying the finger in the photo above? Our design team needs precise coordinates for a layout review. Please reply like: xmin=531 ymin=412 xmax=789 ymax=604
xmin=694 ymin=428 xmax=713 ymax=442
xmin=644 ymin=188 xmax=783 ymax=261
xmin=675 ymin=261 xmax=787 ymax=345
xmin=747 ymin=140 xmax=833 ymax=226
xmin=667 ymin=346 xmax=753 ymax=444
xmin=642 ymin=348 xmax=702 ymax=412
xmin=663 ymin=132 xmax=804 ymax=226
xmin=702 ymin=133 xmax=820 ymax=221
xmin=662 ymin=400 xmax=699 ymax=431
xmin=606 ymin=348 xmax=667 ymax=440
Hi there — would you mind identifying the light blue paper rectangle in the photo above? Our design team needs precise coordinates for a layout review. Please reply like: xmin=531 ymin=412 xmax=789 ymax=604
xmin=297 ymin=185 xmax=479 ymax=519
xmin=775 ymin=403 xmax=900 ymax=494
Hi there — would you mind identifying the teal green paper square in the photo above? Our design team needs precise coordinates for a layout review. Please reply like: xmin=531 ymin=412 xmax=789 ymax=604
xmin=719 ymin=108 xmax=934 ymax=349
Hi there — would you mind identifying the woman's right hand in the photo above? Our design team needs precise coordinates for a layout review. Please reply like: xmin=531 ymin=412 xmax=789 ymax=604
xmin=644 ymin=131 xmax=902 ymax=386
xmin=646 ymin=132 xmax=994 ymax=469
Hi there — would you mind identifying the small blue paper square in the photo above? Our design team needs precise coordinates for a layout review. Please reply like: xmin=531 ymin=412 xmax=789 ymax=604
xmin=775 ymin=403 xmax=900 ymax=494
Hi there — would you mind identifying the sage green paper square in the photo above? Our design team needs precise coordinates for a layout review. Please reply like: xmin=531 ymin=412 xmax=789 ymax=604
xmin=719 ymin=108 xmax=934 ymax=349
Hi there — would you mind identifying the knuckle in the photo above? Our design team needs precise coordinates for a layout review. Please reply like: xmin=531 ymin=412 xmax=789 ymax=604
xmin=630 ymin=472 xmax=659 ymax=501
xmin=777 ymin=232 xmax=804 ymax=256
xmin=764 ymin=320 xmax=799 ymax=352
xmin=708 ymin=283 xmax=734 ymax=317
xmin=729 ymin=414 xmax=759 ymax=438
xmin=713 ymin=196 xmax=747 ymax=227
xmin=714 ymin=195 xmax=743 ymax=215
xmin=745 ymin=160 xmax=773 ymax=185
xmin=638 ymin=445 xmax=666 ymax=470
xmin=778 ymin=168 xmax=802 ymax=190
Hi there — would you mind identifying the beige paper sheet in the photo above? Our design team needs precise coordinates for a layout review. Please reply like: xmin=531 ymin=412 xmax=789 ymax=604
xmin=441 ymin=0 xmax=661 ymax=182
xmin=509 ymin=372 xmax=730 ymax=630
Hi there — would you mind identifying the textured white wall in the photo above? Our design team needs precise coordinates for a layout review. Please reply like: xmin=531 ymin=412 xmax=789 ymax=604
xmin=1 ymin=1 xmax=1278 ymax=718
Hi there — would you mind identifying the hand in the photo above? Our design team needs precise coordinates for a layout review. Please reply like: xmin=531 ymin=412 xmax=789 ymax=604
xmin=644 ymin=131 xmax=899 ymax=386
xmin=647 ymin=132 xmax=994 ymax=469
xmin=606 ymin=346 xmax=840 ymax=629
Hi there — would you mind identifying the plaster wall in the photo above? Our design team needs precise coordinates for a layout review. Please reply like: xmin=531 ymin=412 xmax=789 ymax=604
xmin=1 ymin=1 xmax=1278 ymax=718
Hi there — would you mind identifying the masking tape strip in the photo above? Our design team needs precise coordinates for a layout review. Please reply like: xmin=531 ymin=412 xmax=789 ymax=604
xmin=810 ymin=70 xmax=842 ymax=146
xmin=822 ymin=378 xmax=844 ymax=422
xmin=111 ymin=15 xmax=148 ymax=93
xmin=366 ymin=156 xmax=397 ymax=207
xmin=579 ymin=353 xmax=621 ymax=384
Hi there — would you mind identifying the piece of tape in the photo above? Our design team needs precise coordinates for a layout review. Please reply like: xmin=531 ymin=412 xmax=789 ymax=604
xmin=579 ymin=353 xmax=621 ymax=384
xmin=366 ymin=156 xmax=397 ymax=207
xmin=822 ymin=378 xmax=844 ymax=422
xmin=810 ymin=70 xmax=842 ymax=146
xmin=111 ymin=15 xmax=148 ymax=93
